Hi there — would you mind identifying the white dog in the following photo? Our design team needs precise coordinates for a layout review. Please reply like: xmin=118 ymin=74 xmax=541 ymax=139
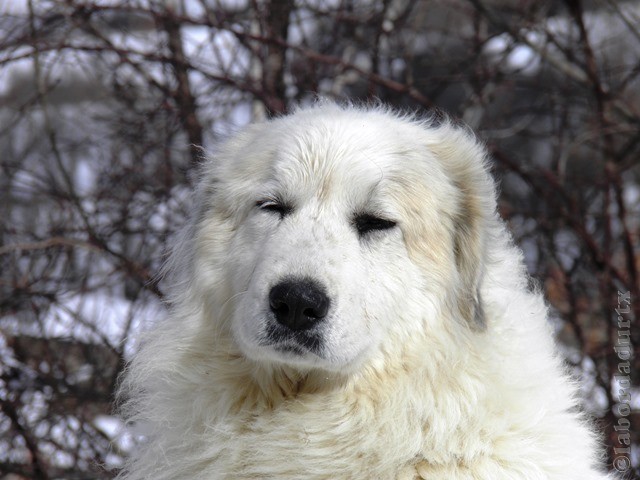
xmin=118 ymin=103 xmax=612 ymax=479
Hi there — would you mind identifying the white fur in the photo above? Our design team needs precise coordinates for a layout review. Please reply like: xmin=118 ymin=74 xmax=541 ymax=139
xmin=118 ymin=103 xmax=612 ymax=479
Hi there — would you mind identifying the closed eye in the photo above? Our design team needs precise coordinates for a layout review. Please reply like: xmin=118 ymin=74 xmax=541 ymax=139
xmin=353 ymin=213 xmax=397 ymax=236
xmin=256 ymin=199 xmax=292 ymax=218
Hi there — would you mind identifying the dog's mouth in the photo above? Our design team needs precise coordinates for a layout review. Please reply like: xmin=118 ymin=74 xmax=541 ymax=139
xmin=260 ymin=323 xmax=324 ymax=358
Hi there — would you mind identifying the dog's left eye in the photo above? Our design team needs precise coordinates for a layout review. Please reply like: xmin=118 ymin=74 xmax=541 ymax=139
xmin=354 ymin=213 xmax=397 ymax=236
xmin=256 ymin=200 xmax=292 ymax=218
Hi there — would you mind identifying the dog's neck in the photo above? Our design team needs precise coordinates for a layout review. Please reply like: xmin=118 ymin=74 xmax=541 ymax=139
xmin=212 ymin=353 xmax=352 ymax=413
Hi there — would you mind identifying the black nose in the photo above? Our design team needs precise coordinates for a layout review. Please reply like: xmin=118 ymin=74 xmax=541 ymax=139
xmin=269 ymin=278 xmax=330 ymax=331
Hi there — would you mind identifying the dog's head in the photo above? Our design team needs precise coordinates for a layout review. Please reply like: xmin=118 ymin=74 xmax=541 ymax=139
xmin=183 ymin=104 xmax=496 ymax=373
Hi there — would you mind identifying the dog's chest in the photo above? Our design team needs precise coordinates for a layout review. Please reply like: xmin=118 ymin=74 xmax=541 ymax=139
xmin=204 ymin=398 xmax=421 ymax=479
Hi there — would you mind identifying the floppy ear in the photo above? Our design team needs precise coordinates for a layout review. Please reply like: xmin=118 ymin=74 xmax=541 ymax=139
xmin=451 ymin=177 xmax=488 ymax=328
xmin=427 ymin=124 xmax=496 ymax=329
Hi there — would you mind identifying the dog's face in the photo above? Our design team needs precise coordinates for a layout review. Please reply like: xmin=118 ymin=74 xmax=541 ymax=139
xmin=226 ymin=130 xmax=429 ymax=372
xmin=193 ymin=106 xmax=492 ymax=373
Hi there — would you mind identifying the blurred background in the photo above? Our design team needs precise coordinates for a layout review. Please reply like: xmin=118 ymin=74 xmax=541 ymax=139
xmin=0 ymin=0 xmax=638 ymax=478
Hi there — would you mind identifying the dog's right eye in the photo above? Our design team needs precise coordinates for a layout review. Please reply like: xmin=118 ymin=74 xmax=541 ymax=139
xmin=256 ymin=200 xmax=292 ymax=219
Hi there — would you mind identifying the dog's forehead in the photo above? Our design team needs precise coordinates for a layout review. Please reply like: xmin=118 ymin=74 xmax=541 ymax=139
xmin=268 ymin=114 xmax=420 ymax=200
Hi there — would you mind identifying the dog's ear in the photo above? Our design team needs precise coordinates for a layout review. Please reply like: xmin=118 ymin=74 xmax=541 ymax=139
xmin=451 ymin=176 xmax=487 ymax=328
xmin=426 ymin=124 xmax=495 ymax=329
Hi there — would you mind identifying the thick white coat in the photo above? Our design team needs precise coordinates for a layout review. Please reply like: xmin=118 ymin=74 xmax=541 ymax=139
xmin=118 ymin=104 xmax=612 ymax=479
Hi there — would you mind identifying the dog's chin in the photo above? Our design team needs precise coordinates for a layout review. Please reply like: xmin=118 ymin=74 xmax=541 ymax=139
xmin=263 ymin=342 xmax=329 ymax=369
xmin=233 ymin=329 xmax=355 ymax=373
xmin=238 ymin=339 xmax=332 ymax=371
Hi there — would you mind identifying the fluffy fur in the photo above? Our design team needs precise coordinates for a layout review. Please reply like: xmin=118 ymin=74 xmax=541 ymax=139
xmin=118 ymin=103 xmax=612 ymax=479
